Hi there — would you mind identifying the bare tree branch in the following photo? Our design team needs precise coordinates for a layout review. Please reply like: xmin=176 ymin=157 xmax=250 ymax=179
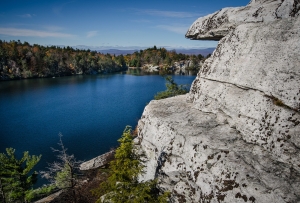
xmin=40 ymin=134 xmax=83 ymax=202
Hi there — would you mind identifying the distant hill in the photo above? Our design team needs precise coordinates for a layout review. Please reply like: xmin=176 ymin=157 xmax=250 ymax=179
xmin=97 ymin=48 xmax=215 ymax=56
xmin=173 ymin=48 xmax=215 ymax=56
xmin=97 ymin=49 xmax=138 ymax=55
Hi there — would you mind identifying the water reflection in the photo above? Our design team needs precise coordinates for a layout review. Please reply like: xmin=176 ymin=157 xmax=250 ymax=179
xmin=0 ymin=75 xmax=118 ymax=95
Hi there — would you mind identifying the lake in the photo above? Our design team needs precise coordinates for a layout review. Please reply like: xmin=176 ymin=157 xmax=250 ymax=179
xmin=0 ymin=73 xmax=195 ymax=186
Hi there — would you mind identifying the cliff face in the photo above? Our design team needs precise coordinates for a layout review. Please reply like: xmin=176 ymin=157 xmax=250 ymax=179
xmin=137 ymin=0 xmax=300 ymax=202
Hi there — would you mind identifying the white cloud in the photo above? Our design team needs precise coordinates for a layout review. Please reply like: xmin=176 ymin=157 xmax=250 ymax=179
xmin=0 ymin=28 xmax=75 ymax=38
xmin=86 ymin=31 xmax=98 ymax=38
xmin=18 ymin=14 xmax=35 ymax=18
xmin=44 ymin=25 xmax=64 ymax=32
xmin=156 ymin=25 xmax=189 ymax=34
xmin=136 ymin=9 xmax=201 ymax=18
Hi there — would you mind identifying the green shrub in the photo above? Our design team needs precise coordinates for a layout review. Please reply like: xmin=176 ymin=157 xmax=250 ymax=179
xmin=94 ymin=126 xmax=170 ymax=203
xmin=154 ymin=76 xmax=188 ymax=100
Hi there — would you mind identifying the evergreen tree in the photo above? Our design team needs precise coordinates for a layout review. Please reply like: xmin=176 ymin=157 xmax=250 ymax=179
xmin=154 ymin=76 xmax=188 ymax=100
xmin=0 ymin=148 xmax=41 ymax=203
xmin=95 ymin=126 xmax=169 ymax=203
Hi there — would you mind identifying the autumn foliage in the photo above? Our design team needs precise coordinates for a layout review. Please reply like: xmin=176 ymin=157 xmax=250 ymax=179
xmin=0 ymin=40 xmax=126 ymax=80
xmin=0 ymin=41 xmax=207 ymax=80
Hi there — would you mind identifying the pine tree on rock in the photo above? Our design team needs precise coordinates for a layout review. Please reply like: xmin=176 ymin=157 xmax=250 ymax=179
xmin=95 ymin=126 xmax=169 ymax=203
xmin=154 ymin=76 xmax=188 ymax=100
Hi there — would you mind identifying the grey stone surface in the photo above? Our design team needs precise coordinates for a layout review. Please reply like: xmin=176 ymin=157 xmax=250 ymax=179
xmin=186 ymin=0 xmax=300 ymax=40
xmin=138 ymin=96 xmax=300 ymax=202
xmin=137 ymin=0 xmax=300 ymax=202
xmin=79 ymin=150 xmax=115 ymax=171
xmin=34 ymin=191 xmax=62 ymax=203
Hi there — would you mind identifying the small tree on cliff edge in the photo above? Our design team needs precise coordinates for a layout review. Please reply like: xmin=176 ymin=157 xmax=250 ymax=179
xmin=154 ymin=76 xmax=188 ymax=100
xmin=94 ymin=126 xmax=169 ymax=203
xmin=0 ymin=148 xmax=41 ymax=203
xmin=40 ymin=133 xmax=82 ymax=203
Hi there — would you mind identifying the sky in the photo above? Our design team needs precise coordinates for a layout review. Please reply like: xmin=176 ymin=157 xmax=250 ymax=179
xmin=0 ymin=0 xmax=250 ymax=50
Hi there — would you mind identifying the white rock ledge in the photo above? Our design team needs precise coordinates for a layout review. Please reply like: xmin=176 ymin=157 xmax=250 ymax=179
xmin=137 ymin=0 xmax=300 ymax=202
xmin=80 ymin=150 xmax=115 ymax=171
xmin=137 ymin=95 xmax=300 ymax=202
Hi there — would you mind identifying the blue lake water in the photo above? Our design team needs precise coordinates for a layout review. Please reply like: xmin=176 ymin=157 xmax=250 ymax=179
xmin=0 ymin=73 xmax=195 ymax=186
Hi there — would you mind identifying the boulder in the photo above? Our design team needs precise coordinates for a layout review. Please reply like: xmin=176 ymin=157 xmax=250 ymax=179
xmin=79 ymin=150 xmax=115 ymax=171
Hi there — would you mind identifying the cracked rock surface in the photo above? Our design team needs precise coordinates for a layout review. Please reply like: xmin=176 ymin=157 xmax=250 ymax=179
xmin=137 ymin=0 xmax=300 ymax=202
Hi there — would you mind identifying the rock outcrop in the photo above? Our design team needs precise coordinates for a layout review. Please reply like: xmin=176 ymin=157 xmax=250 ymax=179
xmin=79 ymin=150 xmax=115 ymax=171
xmin=186 ymin=0 xmax=300 ymax=40
xmin=137 ymin=0 xmax=300 ymax=202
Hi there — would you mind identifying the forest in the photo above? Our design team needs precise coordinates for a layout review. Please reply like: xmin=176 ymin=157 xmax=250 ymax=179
xmin=0 ymin=40 xmax=206 ymax=80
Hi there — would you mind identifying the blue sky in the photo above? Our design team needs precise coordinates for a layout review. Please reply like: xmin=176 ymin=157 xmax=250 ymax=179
xmin=0 ymin=0 xmax=250 ymax=50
